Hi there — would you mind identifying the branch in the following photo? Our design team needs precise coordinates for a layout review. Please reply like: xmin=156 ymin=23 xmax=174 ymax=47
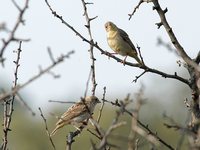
xmin=66 ymin=128 xmax=83 ymax=150
xmin=104 ymin=98 xmax=174 ymax=150
xmin=38 ymin=107 xmax=56 ymax=150
xmin=152 ymin=0 xmax=200 ymax=72
xmin=97 ymin=87 xmax=106 ymax=123
xmin=0 ymin=0 xmax=30 ymax=66
xmin=16 ymin=93 xmax=36 ymax=116
xmin=2 ymin=41 xmax=22 ymax=150
xmin=44 ymin=0 xmax=189 ymax=86
xmin=0 ymin=50 xmax=75 ymax=102
xmin=128 ymin=0 xmax=152 ymax=20
xmin=128 ymin=0 xmax=143 ymax=20
xmin=81 ymin=0 xmax=98 ymax=96
xmin=96 ymin=111 xmax=126 ymax=149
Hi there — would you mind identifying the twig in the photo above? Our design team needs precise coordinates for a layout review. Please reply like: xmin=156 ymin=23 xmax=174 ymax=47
xmin=152 ymin=0 xmax=200 ymax=72
xmin=0 ymin=50 xmax=75 ymax=102
xmin=128 ymin=0 xmax=152 ymax=20
xmin=97 ymin=87 xmax=106 ymax=123
xmin=97 ymin=112 xmax=127 ymax=149
xmin=128 ymin=0 xmax=144 ymax=20
xmin=16 ymin=93 xmax=35 ymax=116
xmin=132 ymin=70 xmax=146 ymax=83
xmin=81 ymin=0 xmax=98 ymax=96
xmin=0 ymin=0 xmax=30 ymax=66
xmin=84 ymin=68 xmax=92 ymax=98
xmin=128 ymin=86 xmax=145 ymax=149
xmin=103 ymin=98 xmax=174 ymax=150
xmin=48 ymin=100 xmax=75 ymax=104
xmin=44 ymin=0 xmax=189 ymax=86
xmin=47 ymin=47 xmax=56 ymax=64
xmin=87 ymin=129 xmax=101 ymax=139
xmin=136 ymin=45 xmax=145 ymax=65
xmin=38 ymin=107 xmax=56 ymax=150
xmin=2 ymin=41 xmax=22 ymax=150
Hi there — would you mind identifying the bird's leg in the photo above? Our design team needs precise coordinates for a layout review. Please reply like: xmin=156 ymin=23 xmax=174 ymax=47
xmin=122 ymin=56 xmax=128 ymax=65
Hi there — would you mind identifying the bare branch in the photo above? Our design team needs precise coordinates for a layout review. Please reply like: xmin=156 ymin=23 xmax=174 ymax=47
xmin=44 ymin=0 xmax=189 ymax=86
xmin=66 ymin=128 xmax=83 ymax=150
xmin=97 ymin=87 xmax=106 ymax=123
xmin=0 ymin=0 xmax=30 ymax=66
xmin=2 ymin=41 xmax=22 ymax=150
xmin=97 ymin=112 xmax=127 ymax=149
xmin=81 ymin=0 xmax=98 ymax=96
xmin=128 ymin=0 xmax=152 ymax=20
xmin=38 ymin=107 xmax=56 ymax=150
xmin=48 ymin=100 xmax=75 ymax=104
xmin=128 ymin=0 xmax=144 ymax=20
xmin=0 ymin=50 xmax=75 ymax=102
xmin=152 ymin=0 xmax=200 ymax=72
xmin=16 ymin=93 xmax=36 ymax=116
xmin=103 ymin=97 xmax=174 ymax=150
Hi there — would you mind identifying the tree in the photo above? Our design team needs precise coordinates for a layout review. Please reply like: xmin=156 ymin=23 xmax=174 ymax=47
xmin=0 ymin=0 xmax=200 ymax=149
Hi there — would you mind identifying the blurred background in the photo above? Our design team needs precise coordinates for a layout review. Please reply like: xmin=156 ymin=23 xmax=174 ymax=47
xmin=0 ymin=0 xmax=199 ymax=149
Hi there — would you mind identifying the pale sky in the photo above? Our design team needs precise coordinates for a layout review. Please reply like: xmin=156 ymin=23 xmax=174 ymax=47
xmin=0 ymin=0 xmax=199 ymax=111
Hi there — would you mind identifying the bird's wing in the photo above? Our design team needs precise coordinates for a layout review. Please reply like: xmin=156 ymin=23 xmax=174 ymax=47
xmin=119 ymin=28 xmax=137 ymax=53
xmin=56 ymin=102 xmax=88 ymax=125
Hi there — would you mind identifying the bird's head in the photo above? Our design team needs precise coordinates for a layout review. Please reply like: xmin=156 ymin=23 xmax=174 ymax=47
xmin=85 ymin=95 xmax=100 ymax=105
xmin=105 ymin=21 xmax=118 ymax=32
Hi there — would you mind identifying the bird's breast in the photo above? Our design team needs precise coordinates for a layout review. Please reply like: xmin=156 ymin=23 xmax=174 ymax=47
xmin=72 ymin=113 xmax=90 ymax=123
xmin=107 ymin=34 xmax=121 ymax=53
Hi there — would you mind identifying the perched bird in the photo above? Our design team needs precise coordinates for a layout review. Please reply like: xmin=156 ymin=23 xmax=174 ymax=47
xmin=50 ymin=96 xmax=100 ymax=136
xmin=105 ymin=21 xmax=142 ymax=65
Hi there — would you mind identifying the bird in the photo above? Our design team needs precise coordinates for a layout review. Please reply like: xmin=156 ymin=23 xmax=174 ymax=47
xmin=50 ymin=96 xmax=100 ymax=136
xmin=105 ymin=21 xmax=143 ymax=65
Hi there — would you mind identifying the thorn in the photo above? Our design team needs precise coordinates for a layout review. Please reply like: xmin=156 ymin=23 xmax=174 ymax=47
xmin=85 ymin=25 xmax=89 ymax=28
xmin=163 ymin=8 xmax=168 ymax=14
xmin=155 ymin=22 xmax=163 ymax=29
xmin=152 ymin=5 xmax=159 ymax=10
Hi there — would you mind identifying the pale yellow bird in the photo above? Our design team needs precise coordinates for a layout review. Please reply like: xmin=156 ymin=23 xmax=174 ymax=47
xmin=105 ymin=21 xmax=143 ymax=65
xmin=50 ymin=96 xmax=100 ymax=136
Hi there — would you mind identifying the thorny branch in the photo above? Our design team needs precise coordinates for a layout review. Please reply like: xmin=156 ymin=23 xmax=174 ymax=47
xmin=0 ymin=0 xmax=30 ymax=66
xmin=81 ymin=0 xmax=98 ymax=96
xmin=2 ymin=41 xmax=22 ymax=150
xmin=152 ymin=0 xmax=200 ymax=72
xmin=151 ymin=0 xmax=200 ymax=146
xmin=103 ymin=97 xmax=175 ymax=150
xmin=44 ymin=0 xmax=189 ymax=86
xmin=128 ymin=0 xmax=152 ymax=20
xmin=0 ymin=50 xmax=75 ymax=102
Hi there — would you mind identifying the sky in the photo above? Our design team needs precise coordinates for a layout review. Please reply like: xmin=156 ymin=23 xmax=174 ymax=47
xmin=0 ymin=0 xmax=199 ymax=111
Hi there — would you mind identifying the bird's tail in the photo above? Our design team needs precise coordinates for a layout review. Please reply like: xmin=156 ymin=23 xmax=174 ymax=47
xmin=50 ymin=124 xmax=63 ymax=136
xmin=129 ymin=52 xmax=144 ymax=65
xmin=135 ymin=55 xmax=143 ymax=65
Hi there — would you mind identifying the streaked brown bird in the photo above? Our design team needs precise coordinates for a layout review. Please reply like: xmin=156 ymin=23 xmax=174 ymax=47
xmin=50 ymin=96 xmax=100 ymax=136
